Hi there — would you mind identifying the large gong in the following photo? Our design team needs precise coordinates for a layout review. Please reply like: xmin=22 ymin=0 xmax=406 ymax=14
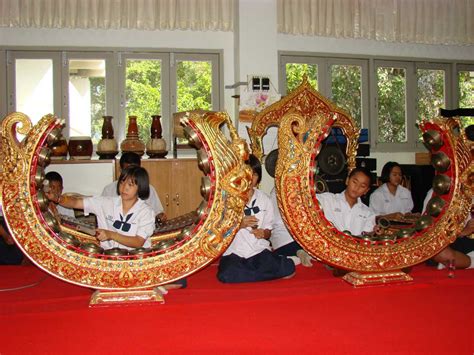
xmin=250 ymin=78 xmax=472 ymax=286
xmin=1 ymin=111 xmax=252 ymax=301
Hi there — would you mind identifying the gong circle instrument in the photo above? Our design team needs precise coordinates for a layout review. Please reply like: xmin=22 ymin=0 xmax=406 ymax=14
xmin=249 ymin=77 xmax=472 ymax=286
xmin=1 ymin=111 xmax=252 ymax=302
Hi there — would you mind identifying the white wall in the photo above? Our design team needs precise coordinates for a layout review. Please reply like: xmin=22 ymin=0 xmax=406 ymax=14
xmin=1 ymin=1 xmax=473 ymax=192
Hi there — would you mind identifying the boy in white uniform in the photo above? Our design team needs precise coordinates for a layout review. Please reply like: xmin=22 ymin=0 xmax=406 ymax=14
xmin=217 ymin=155 xmax=296 ymax=283
xmin=317 ymin=167 xmax=378 ymax=236
xmin=102 ymin=152 xmax=165 ymax=221
xmin=369 ymin=162 xmax=413 ymax=219
xmin=44 ymin=171 xmax=76 ymax=218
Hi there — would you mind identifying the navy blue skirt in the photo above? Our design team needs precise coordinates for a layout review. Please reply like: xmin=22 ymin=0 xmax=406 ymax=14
xmin=217 ymin=249 xmax=295 ymax=283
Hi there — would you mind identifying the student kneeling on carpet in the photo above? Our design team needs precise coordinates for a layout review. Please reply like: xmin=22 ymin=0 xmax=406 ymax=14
xmin=217 ymin=154 xmax=296 ymax=283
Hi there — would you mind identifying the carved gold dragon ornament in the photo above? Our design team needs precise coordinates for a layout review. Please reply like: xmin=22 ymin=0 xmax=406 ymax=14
xmin=275 ymin=110 xmax=471 ymax=272
xmin=1 ymin=111 xmax=251 ymax=290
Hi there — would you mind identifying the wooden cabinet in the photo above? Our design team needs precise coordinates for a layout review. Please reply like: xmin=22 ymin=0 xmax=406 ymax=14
xmin=137 ymin=159 xmax=203 ymax=218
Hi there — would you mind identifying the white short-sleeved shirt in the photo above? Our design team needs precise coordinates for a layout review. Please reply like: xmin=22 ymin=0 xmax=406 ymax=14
xmin=422 ymin=188 xmax=434 ymax=213
xmin=57 ymin=205 xmax=75 ymax=218
xmin=369 ymin=183 xmax=413 ymax=215
xmin=269 ymin=188 xmax=295 ymax=250
xmin=317 ymin=191 xmax=376 ymax=236
xmin=224 ymin=189 xmax=274 ymax=259
xmin=101 ymin=181 xmax=163 ymax=216
xmin=83 ymin=196 xmax=155 ymax=250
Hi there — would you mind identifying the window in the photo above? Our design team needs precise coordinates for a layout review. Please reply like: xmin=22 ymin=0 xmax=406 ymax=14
xmin=5 ymin=50 xmax=222 ymax=153
xmin=6 ymin=52 xmax=61 ymax=126
xmin=124 ymin=55 xmax=166 ymax=143
xmin=281 ymin=56 xmax=367 ymax=129
xmin=375 ymin=64 xmax=408 ymax=143
xmin=280 ymin=53 xmax=470 ymax=151
xmin=458 ymin=65 xmax=474 ymax=127
xmin=65 ymin=53 xmax=112 ymax=143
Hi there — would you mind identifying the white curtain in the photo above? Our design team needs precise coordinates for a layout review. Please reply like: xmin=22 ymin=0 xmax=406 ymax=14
xmin=0 ymin=0 xmax=234 ymax=31
xmin=277 ymin=0 xmax=474 ymax=45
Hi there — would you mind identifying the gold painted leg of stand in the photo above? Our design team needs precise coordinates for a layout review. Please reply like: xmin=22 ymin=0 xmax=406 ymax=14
xmin=342 ymin=270 xmax=413 ymax=287
xmin=89 ymin=287 xmax=165 ymax=307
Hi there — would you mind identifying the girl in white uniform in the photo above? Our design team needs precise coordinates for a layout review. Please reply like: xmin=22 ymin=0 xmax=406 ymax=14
xmin=217 ymin=155 xmax=295 ymax=283
xmin=57 ymin=166 xmax=155 ymax=250
xmin=369 ymin=162 xmax=413 ymax=219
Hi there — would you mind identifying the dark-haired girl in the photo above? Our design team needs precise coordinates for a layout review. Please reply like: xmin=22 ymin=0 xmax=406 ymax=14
xmin=57 ymin=166 xmax=155 ymax=250
xmin=217 ymin=155 xmax=296 ymax=283
xmin=369 ymin=162 xmax=413 ymax=219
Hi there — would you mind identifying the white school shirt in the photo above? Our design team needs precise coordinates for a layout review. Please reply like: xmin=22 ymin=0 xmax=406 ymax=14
xmin=101 ymin=181 xmax=164 ymax=216
xmin=83 ymin=196 xmax=155 ymax=250
xmin=369 ymin=183 xmax=413 ymax=215
xmin=223 ymin=189 xmax=274 ymax=259
xmin=317 ymin=191 xmax=376 ymax=236
xmin=57 ymin=205 xmax=75 ymax=218
xmin=422 ymin=188 xmax=433 ymax=213
xmin=269 ymin=188 xmax=295 ymax=250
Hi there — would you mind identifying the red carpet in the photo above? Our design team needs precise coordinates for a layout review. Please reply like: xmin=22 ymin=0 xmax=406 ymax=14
xmin=0 ymin=263 xmax=473 ymax=354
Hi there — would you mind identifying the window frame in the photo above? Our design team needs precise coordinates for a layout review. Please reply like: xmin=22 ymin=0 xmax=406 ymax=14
xmin=280 ymin=52 xmax=472 ymax=152
xmin=61 ymin=51 xmax=115 ymax=140
xmin=6 ymin=51 xmax=62 ymax=123
xmin=3 ymin=48 xmax=223 ymax=155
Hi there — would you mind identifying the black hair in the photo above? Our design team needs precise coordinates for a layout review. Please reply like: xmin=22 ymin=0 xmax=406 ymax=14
xmin=116 ymin=166 xmax=150 ymax=200
xmin=465 ymin=125 xmax=474 ymax=141
xmin=380 ymin=161 xmax=402 ymax=183
xmin=45 ymin=171 xmax=63 ymax=186
xmin=348 ymin=167 xmax=372 ymax=183
xmin=119 ymin=152 xmax=141 ymax=169
xmin=246 ymin=154 xmax=262 ymax=184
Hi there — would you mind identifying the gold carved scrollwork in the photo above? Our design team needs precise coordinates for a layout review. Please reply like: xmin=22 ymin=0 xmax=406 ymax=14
xmin=246 ymin=79 xmax=471 ymax=280
xmin=1 ymin=111 xmax=252 ymax=290
xmin=272 ymin=92 xmax=471 ymax=274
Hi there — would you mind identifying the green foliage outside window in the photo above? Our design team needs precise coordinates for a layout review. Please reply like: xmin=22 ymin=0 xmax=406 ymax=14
xmin=126 ymin=60 xmax=162 ymax=142
xmin=377 ymin=67 xmax=406 ymax=143
xmin=177 ymin=61 xmax=212 ymax=112
xmin=286 ymin=63 xmax=318 ymax=93
xmin=459 ymin=71 xmax=474 ymax=127
xmin=331 ymin=65 xmax=362 ymax=127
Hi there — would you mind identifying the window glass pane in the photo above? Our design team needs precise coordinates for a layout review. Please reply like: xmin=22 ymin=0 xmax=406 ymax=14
xmin=15 ymin=59 xmax=54 ymax=125
xmin=68 ymin=59 xmax=106 ymax=143
xmin=377 ymin=67 xmax=407 ymax=143
xmin=125 ymin=59 xmax=162 ymax=142
xmin=417 ymin=69 xmax=445 ymax=123
xmin=330 ymin=64 xmax=362 ymax=126
xmin=458 ymin=70 xmax=474 ymax=127
xmin=285 ymin=63 xmax=318 ymax=93
xmin=176 ymin=60 xmax=212 ymax=111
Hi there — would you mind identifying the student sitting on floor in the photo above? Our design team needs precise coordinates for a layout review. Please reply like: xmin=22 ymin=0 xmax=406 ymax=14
xmin=55 ymin=165 xmax=155 ymax=251
xmin=44 ymin=171 xmax=76 ymax=219
xmin=217 ymin=154 xmax=296 ymax=283
xmin=423 ymin=188 xmax=474 ymax=269
xmin=369 ymin=161 xmax=414 ymax=220
xmin=102 ymin=152 xmax=167 ymax=222
xmin=0 ymin=209 xmax=24 ymax=265
xmin=317 ymin=167 xmax=381 ymax=236
xmin=270 ymin=188 xmax=313 ymax=267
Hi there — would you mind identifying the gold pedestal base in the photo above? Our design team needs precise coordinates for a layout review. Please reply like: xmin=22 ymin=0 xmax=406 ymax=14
xmin=342 ymin=270 xmax=413 ymax=287
xmin=89 ymin=287 xmax=165 ymax=307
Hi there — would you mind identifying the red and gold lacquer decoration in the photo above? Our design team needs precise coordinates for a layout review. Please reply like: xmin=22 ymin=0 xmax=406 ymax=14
xmin=250 ymin=79 xmax=472 ymax=286
xmin=276 ymin=110 xmax=471 ymax=287
xmin=1 ymin=111 xmax=251 ymax=303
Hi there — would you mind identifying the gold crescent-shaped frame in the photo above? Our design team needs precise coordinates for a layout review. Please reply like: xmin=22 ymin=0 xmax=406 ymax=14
xmin=1 ymin=111 xmax=252 ymax=292
xmin=249 ymin=79 xmax=472 ymax=286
